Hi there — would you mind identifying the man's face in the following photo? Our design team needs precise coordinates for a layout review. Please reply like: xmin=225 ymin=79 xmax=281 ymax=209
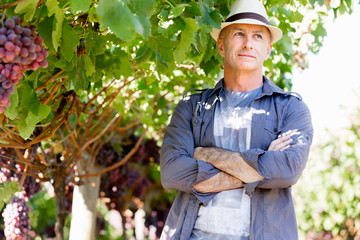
xmin=217 ymin=23 xmax=272 ymax=74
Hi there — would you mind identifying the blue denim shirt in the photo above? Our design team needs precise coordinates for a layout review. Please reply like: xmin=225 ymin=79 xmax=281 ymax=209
xmin=160 ymin=77 xmax=313 ymax=240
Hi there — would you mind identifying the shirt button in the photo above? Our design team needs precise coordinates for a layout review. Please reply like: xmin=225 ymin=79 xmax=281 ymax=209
xmin=194 ymin=119 xmax=200 ymax=124
xmin=274 ymin=128 xmax=278 ymax=132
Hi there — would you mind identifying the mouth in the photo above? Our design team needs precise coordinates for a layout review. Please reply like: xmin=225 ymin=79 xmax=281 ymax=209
xmin=237 ymin=54 xmax=255 ymax=58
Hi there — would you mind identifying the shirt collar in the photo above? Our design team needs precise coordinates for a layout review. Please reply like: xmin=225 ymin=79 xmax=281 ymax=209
xmin=209 ymin=76 xmax=289 ymax=98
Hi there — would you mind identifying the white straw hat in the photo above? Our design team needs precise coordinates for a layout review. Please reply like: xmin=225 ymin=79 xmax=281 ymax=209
xmin=211 ymin=0 xmax=283 ymax=44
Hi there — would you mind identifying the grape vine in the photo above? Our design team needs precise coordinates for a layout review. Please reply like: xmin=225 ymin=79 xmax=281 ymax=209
xmin=0 ymin=14 xmax=48 ymax=113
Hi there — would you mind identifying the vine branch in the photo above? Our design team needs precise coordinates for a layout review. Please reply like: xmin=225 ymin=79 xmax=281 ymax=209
xmin=0 ymin=0 xmax=28 ymax=9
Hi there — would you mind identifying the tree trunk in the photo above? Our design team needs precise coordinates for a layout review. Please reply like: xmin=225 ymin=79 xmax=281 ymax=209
xmin=54 ymin=167 xmax=66 ymax=240
xmin=69 ymin=164 xmax=101 ymax=240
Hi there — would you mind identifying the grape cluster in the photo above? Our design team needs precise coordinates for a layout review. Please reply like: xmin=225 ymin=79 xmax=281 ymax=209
xmin=2 ymin=197 xmax=31 ymax=240
xmin=0 ymin=15 xmax=49 ymax=113
xmin=0 ymin=149 xmax=41 ymax=201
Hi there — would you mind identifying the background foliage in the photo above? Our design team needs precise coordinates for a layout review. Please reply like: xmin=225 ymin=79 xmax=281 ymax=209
xmin=0 ymin=0 xmax=359 ymax=239
xmin=294 ymin=103 xmax=360 ymax=239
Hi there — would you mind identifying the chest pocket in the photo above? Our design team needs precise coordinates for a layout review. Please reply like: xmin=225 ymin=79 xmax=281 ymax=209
xmin=263 ymin=114 xmax=281 ymax=149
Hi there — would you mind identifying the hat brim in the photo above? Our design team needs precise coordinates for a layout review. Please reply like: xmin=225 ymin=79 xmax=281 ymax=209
xmin=211 ymin=19 xmax=283 ymax=44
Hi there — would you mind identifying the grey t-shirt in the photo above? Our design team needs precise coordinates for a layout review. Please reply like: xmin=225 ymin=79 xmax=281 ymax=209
xmin=191 ymin=86 xmax=262 ymax=240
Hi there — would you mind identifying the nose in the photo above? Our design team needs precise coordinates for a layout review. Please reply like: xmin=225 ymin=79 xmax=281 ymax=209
xmin=242 ymin=36 xmax=253 ymax=50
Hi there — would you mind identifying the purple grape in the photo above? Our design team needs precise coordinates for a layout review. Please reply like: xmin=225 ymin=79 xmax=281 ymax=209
xmin=0 ymin=34 xmax=7 ymax=45
xmin=16 ymin=40 xmax=22 ymax=48
xmin=4 ymin=51 xmax=15 ymax=62
xmin=1 ymin=68 xmax=10 ymax=78
xmin=12 ymin=16 xmax=20 ymax=25
xmin=4 ymin=41 xmax=14 ymax=51
xmin=21 ymin=36 xmax=31 ymax=46
xmin=2 ymin=197 xmax=31 ymax=240
xmin=28 ymin=43 xmax=36 ymax=52
xmin=7 ymin=33 xmax=18 ymax=43
xmin=22 ymin=28 xmax=31 ymax=37
xmin=13 ymin=77 xmax=20 ymax=84
xmin=28 ymin=52 xmax=36 ymax=61
xmin=39 ymin=59 xmax=48 ymax=68
xmin=14 ymin=45 xmax=21 ymax=56
xmin=0 ymin=97 xmax=10 ymax=107
xmin=2 ymin=80 xmax=12 ymax=89
xmin=12 ymin=64 xmax=22 ymax=73
xmin=35 ymin=44 xmax=41 ymax=53
xmin=13 ymin=56 xmax=21 ymax=63
xmin=30 ymin=61 xmax=39 ymax=70
xmin=0 ymin=47 xmax=4 ymax=58
xmin=0 ymin=74 xmax=6 ymax=82
xmin=42 ymin=50 xmax=49 ymax=58
xmin=6 ymin=29 xmax=14 ymax=35
xmin=4 ymin=19 xmax=15 ymax=29
xmin=0 ymin=27 xmax=6 ymax=34
xmin=36 ymin=53 xmax=44 ymax=62
xmin=10 ymin=71 xmax=17 ymax=80
xmin=7 ymin=85 xmax=15 ymax=94
xmin=14 ymin=25 xmax=23 ymax=34
xmin=20 ymin=47 xmax=29 ymax=57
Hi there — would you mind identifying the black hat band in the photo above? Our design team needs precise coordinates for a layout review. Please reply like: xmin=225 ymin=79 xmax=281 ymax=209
xmin=225 ymin=12 xmax=270 ymax=25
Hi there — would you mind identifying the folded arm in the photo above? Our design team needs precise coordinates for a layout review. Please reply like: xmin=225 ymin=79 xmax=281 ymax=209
xmin=193 ymin=132 xmax=295 ymax=185
xmin=193 ymin=98 xmax=313 ymax=190
xmin=192 ymin=171 xmax=243 ymax=193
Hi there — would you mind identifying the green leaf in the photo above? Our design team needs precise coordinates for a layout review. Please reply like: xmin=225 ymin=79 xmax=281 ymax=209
xmin=96 ymin=0 xmax=144 ymax=41
xmin=88 ymin=6 xmax=98 ymax=22
xmin=130 ymin=0 xmax=156 ymax=17
xmin=112 ymin=48 xmax=132 ymax=78
xmin=277 ymin=34 xmax=293 ymax=54
xmin=168 ymin=4 xmax=189 ymax=19
xmin=20 ymin=82 xmax=41 ymax=115
xmin=174 ymin=18 xmax=200 ymax=63
xmin=70 ymin=0 xmax=92 ymax=14
xmin=38 ymin=16 xmax=55 ymax=52
xmin=289 ymin=10 xmax=304 ymax=23
xmin=84 ymin=55 xmax=95 ymax=77
xmin=317 ymin=0 xmax=324 ymax=6
xmin=25 ymin=104 xmax=51 ymax=130
xmin=60 ymin=21 xmax=78 ymax=62
xmin=199 ymin=0 xmax=222 ymax=29
xmin=345 ymin=0 xmax=352 ymax=9
xmin=0 ymin=181 xmax=19 ymax=211
xmin=70 ymin=56 xmax=90 ymax=91
xmin=313 ymin=23 xmax=327 ymax=37
xmin=18 ymin=103 xmax=51 ymax=139
xmin=46 ymin=0 xmax=64 ymax=51
xmin=4 ymin=88 xmax=19 ymax=120
xmin=153 ymin=36 xmax=174 ymax=73
xmin=14 ymin=0 xmax=38 ymax=22
xmin=135 ymin=43 xmax=152 ymax=64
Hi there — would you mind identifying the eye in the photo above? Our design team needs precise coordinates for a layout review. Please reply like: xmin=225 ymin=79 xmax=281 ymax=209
xmin=235 ymin=32 xmax=244 ymax=37
xmin=255 ymin=34 xmax=263 ymax=39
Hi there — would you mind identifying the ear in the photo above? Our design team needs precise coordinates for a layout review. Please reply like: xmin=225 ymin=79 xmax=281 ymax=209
xmin=217 ymin=37 xmax=226 ymax=57
xmin=265 ymin=43 xmax=272 ymax=60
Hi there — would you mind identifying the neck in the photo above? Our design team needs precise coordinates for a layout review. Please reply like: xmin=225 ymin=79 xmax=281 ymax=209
xmin=223 ymin=68 xmax=263 ymax=92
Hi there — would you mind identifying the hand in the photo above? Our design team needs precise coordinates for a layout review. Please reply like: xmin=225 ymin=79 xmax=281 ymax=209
xmin=193 ymin=147 xmax=204 ymax=160
xmin=268 ymin=129 xmax=300 ymax=151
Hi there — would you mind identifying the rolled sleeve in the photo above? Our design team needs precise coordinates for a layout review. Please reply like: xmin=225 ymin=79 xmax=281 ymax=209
xmin=190 ymin=160 xmax=219 ymax=205
xmin=240 ymin=97 xmax=313 ymax=193
xmin=160 ymin=96 xmax=219 ymax=205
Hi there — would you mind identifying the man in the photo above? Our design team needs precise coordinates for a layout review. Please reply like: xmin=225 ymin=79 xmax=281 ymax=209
xmin=160 ymin=0 xmax=313 ymax=239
